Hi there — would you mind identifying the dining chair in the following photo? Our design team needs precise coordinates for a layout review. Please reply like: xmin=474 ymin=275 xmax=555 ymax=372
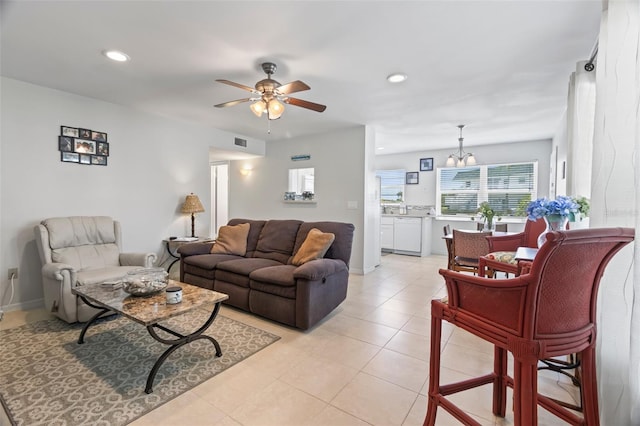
xmin=495 ymin=223 xmax=508 ymax=232
xmin=451 ymin=229 xmax=492 ymax=274
xmin=476 ymin=222 xmax=507 ymax=232
xmin=478 ymin=218 xmax=547 ymax=278
xmin=424 ymin=227 xmax=634 ymax=426
xmin=442 ymin=225 xmax=454 ymax=269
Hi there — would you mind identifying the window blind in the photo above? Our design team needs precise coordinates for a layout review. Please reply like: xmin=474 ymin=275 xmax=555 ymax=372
xmin=437 ymin=161 xmax=537 ymax=216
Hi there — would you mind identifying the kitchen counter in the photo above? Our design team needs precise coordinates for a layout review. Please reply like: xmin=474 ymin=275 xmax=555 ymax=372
xmin=381 ymin=214 xmax=434 ymax=218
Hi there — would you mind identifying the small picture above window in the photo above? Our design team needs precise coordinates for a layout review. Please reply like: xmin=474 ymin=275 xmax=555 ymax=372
xmin=420 ymin=157 xmax=433 ymax=171
xmin=406 ymin=171 xmax=419 ymax=185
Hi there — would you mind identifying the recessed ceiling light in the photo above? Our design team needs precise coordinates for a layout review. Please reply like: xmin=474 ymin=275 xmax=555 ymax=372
xmin=387 ymin=73 xmax=407 ymax=83
xmin=103 ymin=50 xmax=130 ymax=62
xmin=377 ymin=147 xmax=385 ymax=150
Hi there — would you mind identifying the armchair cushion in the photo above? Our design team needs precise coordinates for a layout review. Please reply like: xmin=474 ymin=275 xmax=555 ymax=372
xmin=485 ymin=251 xmax=517 ymax=265
xmin=211 ymin=223 xmax=250 ymax=256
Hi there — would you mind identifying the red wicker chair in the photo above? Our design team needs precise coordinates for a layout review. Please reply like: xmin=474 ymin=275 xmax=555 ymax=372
xmin=478 ymin=218 xmax=547 ymax=278
xmin=425 ymin=227 xmax=634 ymax=426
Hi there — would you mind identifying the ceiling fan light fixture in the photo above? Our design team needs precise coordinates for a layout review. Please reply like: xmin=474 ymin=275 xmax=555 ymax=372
xmin=267 ymin=99 xmax=284 ymax=120
xmin=250 ymin=100 xmax=266 ymax=117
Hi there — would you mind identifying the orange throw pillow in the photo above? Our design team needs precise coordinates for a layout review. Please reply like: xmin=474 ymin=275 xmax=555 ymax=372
xmin=211 ymin=223 xmax=250 ymax=256
xmin=292 ymin=228 xmax=335 ymax=266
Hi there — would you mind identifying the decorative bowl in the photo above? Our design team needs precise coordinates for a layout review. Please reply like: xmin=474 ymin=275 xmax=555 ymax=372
xmin=122 ymin=268 xmax=168 ymax=296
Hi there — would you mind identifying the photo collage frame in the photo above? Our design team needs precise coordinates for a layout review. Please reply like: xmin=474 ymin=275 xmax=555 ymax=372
xmin=59 ymin=126 xmax=109 ymax=166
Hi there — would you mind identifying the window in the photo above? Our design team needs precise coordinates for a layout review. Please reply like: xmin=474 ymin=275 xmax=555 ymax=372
xmin=376 ymin=169 xmax=405 ymax=204
xmin=437 ymin=161 xmax=537 ymax=216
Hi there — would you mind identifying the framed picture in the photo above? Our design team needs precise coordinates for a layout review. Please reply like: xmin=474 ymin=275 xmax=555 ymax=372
xmin=74 ymin=139 xmax=96 ymax=154
xmin=406 ymin=171 xmax=419 ymax=185
xmin=78 ymin=128 xmax=92 ymax=139
xmin=97 ymin=142 xmax=109 ymax=156
xmin=91 ymin=155 xmax=107 ymax=166
xmin=61 ymin=126 xmax=79 ymax=137
xmin=58 ymin=136 xmax=74 ymax=152
xmin=59 ymin=126 xmax=109 ymax=166
xmin=91 ymin=131 xmax=107 ymax=142
xmin=61 ymin=152 xmax=79 ymax=163
xmin=420 ymin=157 xmax=434 ymax=171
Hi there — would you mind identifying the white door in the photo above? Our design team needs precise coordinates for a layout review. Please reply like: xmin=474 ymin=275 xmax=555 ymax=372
xmin=210 ymin=162 xmax=229 ymax=237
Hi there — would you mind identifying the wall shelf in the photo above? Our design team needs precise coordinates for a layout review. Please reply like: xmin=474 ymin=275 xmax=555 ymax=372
xmin=283 ymin=200 xmax=317 ymax=204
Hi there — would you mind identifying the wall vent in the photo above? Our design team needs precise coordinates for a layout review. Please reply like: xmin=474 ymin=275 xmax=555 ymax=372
xmin=234 ymin=137 xmax=247 ymax=147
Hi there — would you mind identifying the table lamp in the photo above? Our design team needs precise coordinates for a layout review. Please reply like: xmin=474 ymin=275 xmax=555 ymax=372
xmin=181 ymin=193 xmax=205 ymax=237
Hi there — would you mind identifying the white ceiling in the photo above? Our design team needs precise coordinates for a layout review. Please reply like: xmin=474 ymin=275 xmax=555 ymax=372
xmin=0 ymin=1 xmax=601 ymax=155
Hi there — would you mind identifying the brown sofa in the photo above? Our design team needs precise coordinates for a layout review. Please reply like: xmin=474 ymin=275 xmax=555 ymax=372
xmin=178 ymin=219 xmax=355 ymax=329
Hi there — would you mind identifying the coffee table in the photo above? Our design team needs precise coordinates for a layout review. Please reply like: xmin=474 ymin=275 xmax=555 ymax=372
xmin=72 ymin=280 xmax=228 ymax=393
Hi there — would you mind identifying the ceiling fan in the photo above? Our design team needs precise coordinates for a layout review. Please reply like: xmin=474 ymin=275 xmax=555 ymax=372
xmin=214 ymin=62 xmax=326 ymax=120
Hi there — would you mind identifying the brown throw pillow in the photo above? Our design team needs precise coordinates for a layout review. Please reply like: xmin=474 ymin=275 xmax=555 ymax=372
xmin=211 ymin=223 xmax=250 ymax=256
xmin=292 ymin=228 xmax=335 ymax=266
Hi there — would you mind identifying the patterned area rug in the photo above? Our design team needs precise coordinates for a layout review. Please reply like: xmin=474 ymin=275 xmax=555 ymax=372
xmin=0 ymin=309 xmax=280 ymax=425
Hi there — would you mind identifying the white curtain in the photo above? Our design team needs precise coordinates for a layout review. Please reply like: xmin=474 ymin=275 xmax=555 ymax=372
xmin=566 ymin=61 xmax=596 ymax=199
xmin=590 ymin=1 xmax=640 ymax=424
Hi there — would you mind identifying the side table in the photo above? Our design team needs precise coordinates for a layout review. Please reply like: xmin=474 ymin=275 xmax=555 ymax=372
xmin=163 ymin=237 xmax=213 ymax=273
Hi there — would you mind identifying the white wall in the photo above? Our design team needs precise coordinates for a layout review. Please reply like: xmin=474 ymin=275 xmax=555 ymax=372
xmin=227 ymin=126 xmax=367 ymax=273
xmin=0 ymin=77 xmax=264 ymax=310
xmin=375 ymin=139 xmax=553 ymax=206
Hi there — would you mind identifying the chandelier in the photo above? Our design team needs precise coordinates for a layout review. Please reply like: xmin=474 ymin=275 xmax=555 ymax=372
xmin=446 ymin=124 xmax=476 ymax=167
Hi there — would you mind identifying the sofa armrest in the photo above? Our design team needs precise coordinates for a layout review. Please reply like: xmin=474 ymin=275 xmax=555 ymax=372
xmin=120 ymin=252 xmax=157 ymax=267
xmin=42 ymin=262 xmax=77 ymax=283
xmin=293 ymin=258 xmax=348 ymax=281
xmin=177 ymin=242 xmax=215 ymax=257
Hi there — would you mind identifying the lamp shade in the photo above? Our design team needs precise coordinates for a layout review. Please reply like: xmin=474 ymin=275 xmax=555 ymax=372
xmin=267 ymin=99 xmax=284 ymax=120
xmin=250 ymin=100 xmax=266 ymax=117
xmin=181 ymin=193 xmax=205 ymax=214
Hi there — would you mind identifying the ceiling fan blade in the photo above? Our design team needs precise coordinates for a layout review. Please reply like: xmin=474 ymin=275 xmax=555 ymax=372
xmin=215 ymin=79 xmax=258 ymax=93
xmin=284 ymin=97 xmax=327 ymax=112
xmin=214 ymin=98 xmax=252 ymax=108
xmin=277 ymin=80 xmax=310 ymax=95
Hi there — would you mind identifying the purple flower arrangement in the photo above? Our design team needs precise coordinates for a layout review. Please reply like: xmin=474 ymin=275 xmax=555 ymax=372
xmin=525 ymin=196 xmax=579 ymax=221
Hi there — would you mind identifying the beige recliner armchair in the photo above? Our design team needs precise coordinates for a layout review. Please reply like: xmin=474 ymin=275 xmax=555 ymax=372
xmin=34 ymin=216 xmax=157 ymax=323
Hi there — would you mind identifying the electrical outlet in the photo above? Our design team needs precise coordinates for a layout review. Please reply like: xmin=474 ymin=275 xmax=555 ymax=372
xmin=8 ymin=268 xmax=18 ymax=280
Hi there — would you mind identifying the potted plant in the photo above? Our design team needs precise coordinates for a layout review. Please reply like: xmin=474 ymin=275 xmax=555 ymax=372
xmin=477 ymin=202 xmax=496 ymax=231
xmin=574 ymin=196 xmax=590 ymax=221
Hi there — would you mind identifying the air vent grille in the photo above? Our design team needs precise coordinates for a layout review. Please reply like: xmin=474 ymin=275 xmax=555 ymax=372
xmin=234 ymin=137 xmax=247 ymax=147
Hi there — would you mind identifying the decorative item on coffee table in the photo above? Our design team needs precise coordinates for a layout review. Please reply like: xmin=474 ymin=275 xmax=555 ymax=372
xmin=122 ymin=268 xmax=168 ymax=296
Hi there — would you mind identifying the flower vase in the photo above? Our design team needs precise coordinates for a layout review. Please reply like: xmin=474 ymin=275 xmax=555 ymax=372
xmin=483 ymin=218 xmax=494 ymax=231
xmin=537 ymin=214 xmax=569 ymax=247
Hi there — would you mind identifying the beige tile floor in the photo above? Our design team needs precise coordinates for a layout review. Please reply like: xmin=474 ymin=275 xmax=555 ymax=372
xmin=1 ymin=254 xmax=581 ymax=426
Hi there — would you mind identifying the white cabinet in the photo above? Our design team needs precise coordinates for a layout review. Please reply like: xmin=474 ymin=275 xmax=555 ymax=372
xmin=393 ymin=217 xmax=422 ymax=253
xmin=381 ymin=217 xmax=394 ymax=250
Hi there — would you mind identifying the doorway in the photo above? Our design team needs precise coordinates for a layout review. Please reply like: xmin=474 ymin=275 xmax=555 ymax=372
xmin=210 ymin=162 xmax=229 ymax=237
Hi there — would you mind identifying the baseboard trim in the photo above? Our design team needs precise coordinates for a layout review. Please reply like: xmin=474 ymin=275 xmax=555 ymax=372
xmin=0 ymin=298 xmax=44 ymax=313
